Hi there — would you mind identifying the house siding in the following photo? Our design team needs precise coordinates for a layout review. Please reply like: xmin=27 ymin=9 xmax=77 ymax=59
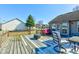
xmin=49 ymin=11 xmax=79 ymax=37
xmin=70 ymin=21 xmax=77 ymax=35
xmin=50 ymin=21 xmax=79 ymax=37
xmin=2 ymin=19 xmax=26 ymax=31
xmin=70 ymin=21 xmax=79 ymax=36
xmin=49 ymin=22 xmax=70 ymax=37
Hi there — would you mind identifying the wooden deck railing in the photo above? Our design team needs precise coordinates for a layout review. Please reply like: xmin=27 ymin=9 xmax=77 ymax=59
xmin=21 ymin=35 xmax=47 ymax=54
xmin=0 ymin=31 xmax=9 ymax=48
xmin=8 ymin=30 xmax=36 ymax=36
xmin=0 ymin=30 xmax=36 ymax=47
xmin=21 ymin=35 xmax=34 ymax=54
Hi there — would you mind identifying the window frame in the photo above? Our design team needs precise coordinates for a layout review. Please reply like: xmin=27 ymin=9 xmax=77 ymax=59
xmin=77 ymin=21 xmax=79 ymax=32
xmin=61 ymin=22 xmax=69 ymax=34
xmin=51 ymin=24 xmax=57 ymax=29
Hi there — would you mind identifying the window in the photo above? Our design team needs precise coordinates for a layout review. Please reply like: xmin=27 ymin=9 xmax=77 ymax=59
xmin=61 ymin=23 xmax=68 ymax=34
xmin=62 ymin=29 xmax=67 ymax=34
xmin=77 ymin=21 xmax=79 ymax=32
xmin=61 ymin=23 xmax=68 ymax=28
xmin=78 ymin=27 xmax=79 ymax=32
xmin=52 ymin=24 xmax=57 ymax=29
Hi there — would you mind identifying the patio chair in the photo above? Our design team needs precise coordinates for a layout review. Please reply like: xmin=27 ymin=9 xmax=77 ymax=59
xmin=52 ymin=31 xmax=68 ymax=53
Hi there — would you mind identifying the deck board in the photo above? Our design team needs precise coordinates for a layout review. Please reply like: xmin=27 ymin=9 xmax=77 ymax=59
xmin=0 ymin=36 xmax=36 ymax=54
xmin=5 ymin=40 xmax=12 ymax=54
xmin=32 ymin=40 xmax=47 ymax=48
xmin=14 ymin=39 xmax=18 ymax=54
xmin=9 ymin=40 xmax=14 ymax=54
xmin=0 ymin=39 xmax=11 ymax=54
xmin=17 ymin=41 xmax=21 ymax=54
xmin=19 ymin=41 xmax=26 ymax=54
xmin=1 ymin=47 xmax=7 ymax=54
xmin=26 ymin=45 xmax=33 ymax=54
xmin=22 ymin=41 xmax=30 ymax=54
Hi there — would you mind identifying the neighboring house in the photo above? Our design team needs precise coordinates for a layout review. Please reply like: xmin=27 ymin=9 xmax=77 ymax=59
xmin=2 ymin=18 xmax=26 ymax=31
xmin=35 ymin=24 xmax=42 ymax=30
xmin=36 ymin=24 xmax=49 ymax=30
xmin=49 ymin=10 xmax=79 ymax=37
xmin=42 ymin=24 xmax=49 ymax=29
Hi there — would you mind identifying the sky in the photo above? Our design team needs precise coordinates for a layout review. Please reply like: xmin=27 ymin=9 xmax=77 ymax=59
xmin=0 ymin=4 xmax=78 ymax=24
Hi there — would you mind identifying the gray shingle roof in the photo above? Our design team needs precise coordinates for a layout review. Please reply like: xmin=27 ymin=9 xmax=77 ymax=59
xmin=3 ymin=18 xmax=25 ymax=24
xmin=49 ymin=10 xmax=79 ymax=24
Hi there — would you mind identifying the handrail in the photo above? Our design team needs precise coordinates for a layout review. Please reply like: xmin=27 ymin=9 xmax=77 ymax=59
xmin=21 ymin=35 xmax=34 ymax=54
xmin=21 ymin=35 xmax=46 ymax=54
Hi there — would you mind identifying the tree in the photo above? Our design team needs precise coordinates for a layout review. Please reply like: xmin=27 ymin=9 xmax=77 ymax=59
xmin=73 ymin=6 xmax=79 ymax=11
xmin=26 ymin=15 xmax=35 ymax=34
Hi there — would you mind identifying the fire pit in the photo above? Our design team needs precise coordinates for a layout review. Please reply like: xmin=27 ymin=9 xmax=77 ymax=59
xmin=34 ymin=34 xmax=41 ymax=40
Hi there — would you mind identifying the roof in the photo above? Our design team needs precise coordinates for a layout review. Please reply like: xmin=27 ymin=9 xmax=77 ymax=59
xmin=49 ymin=10 xmax=79 ymax=24
xmin=3 ymin=18 xmax=25 ymax=24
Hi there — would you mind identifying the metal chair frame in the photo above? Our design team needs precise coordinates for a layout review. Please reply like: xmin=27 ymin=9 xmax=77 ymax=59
xmin=52 ymin=31 xmax=67 ymax=53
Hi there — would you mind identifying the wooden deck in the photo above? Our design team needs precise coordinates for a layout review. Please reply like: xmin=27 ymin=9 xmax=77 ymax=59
xmin=0 ymin=36 xmax=34 ymax=54
xmin=0 ymin=34 xmax=47 ymax=54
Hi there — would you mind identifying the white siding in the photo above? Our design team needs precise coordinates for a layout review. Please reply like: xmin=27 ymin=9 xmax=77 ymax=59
xmin=2 ymin=19 xmax=26 ymax=31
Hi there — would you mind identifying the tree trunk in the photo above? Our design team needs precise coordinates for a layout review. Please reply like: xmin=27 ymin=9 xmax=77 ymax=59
xmin=29 ymin=27 xmax=31 ymax=34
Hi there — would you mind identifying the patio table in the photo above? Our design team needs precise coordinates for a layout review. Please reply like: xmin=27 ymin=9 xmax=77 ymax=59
xmin=68 ymin=36 xmax=79 ymax=53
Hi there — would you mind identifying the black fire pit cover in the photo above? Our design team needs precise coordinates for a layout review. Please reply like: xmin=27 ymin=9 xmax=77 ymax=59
xmin=34 ymin=34 xmax=41 ymax=40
